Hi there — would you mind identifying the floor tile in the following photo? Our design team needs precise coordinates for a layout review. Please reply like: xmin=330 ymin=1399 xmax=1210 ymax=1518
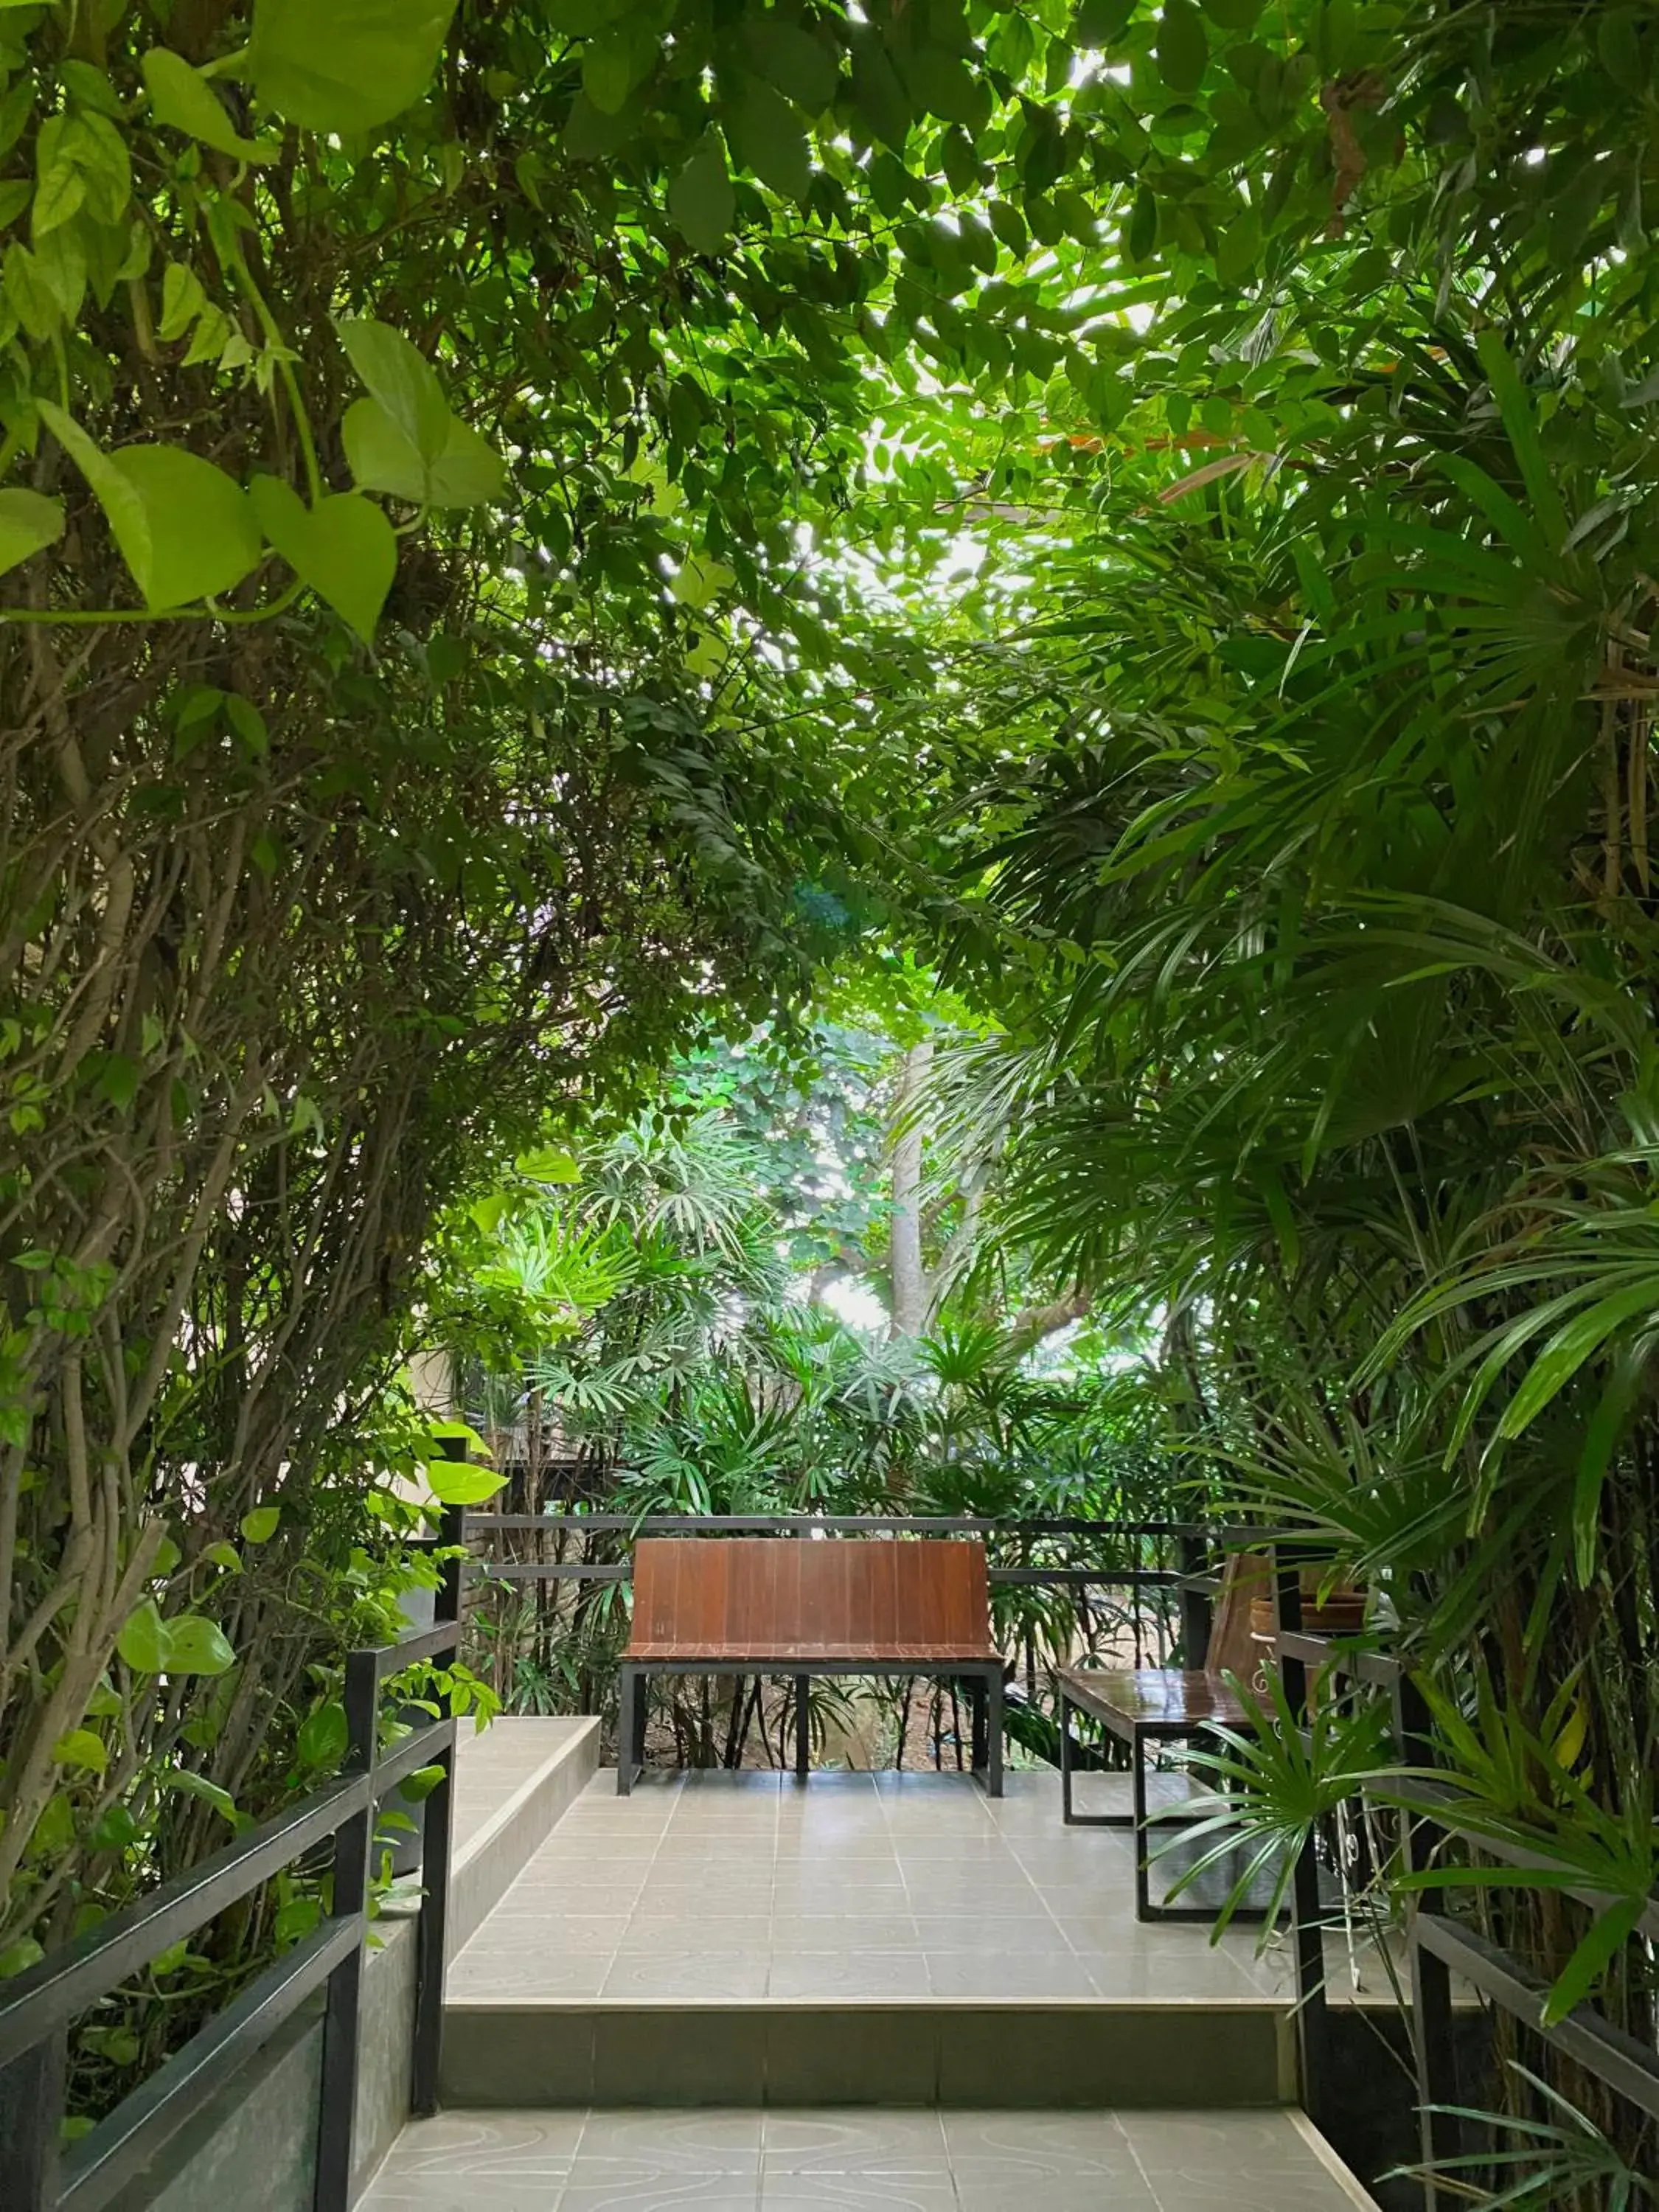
xmin=766 ymin=1949 xmax=933 ymax=2000
xmin=761 ymin=2110 xmax=947 ymax=2172
xmin=558 ymin=2168 xmax=759 ymax=2210
xmin=602 ymin=1952 xmax=771 ymax=2000
xmin=575 ymin=2112 xmax=763 ymax=2168
xmin=925 ymin=1950 xmax=1097 ymax=1999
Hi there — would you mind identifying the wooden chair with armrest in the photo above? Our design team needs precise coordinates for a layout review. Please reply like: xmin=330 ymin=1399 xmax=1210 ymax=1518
xmin=1053 ymin=1550 xmax=1275 ymax=1923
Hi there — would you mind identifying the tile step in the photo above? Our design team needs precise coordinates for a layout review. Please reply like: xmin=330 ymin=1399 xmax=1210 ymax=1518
xmin=439 ymin=1999 xmax=1296 ymax=2109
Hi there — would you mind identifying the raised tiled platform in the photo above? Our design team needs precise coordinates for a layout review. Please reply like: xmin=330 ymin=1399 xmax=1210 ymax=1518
xmin=434 ymin=1769 xmax=1388 ymax=2108
xmin=448 ymin=1717 xmax=601 ymax=1959
xmin=361 ymin=2104 xmax=1378 ymax=2210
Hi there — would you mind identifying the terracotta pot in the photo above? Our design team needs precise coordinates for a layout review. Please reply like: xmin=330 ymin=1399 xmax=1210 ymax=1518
xmin=1250 ymin=1590 xmax=1368 ymax=1639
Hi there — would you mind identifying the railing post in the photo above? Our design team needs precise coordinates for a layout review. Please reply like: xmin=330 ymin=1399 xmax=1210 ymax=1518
xmin=1395 ymin=1672 xmax=1458 ymax=2209
xmin=411 ymin=1498 xmax=464 ymax=2116
xmin=0 ymin=2027 xmax=66 ymax=2210
xmin=314 ymin=1646 xmax=377 ymax=2212
xmin=1274 ymin=1547 xmax=1332 ymax=2129
xmin=1177 ymin=1528 xmax=1210 ymax=1666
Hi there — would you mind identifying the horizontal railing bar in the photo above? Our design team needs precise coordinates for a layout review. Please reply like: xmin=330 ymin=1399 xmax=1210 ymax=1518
xmin=369 ymin=1620 xmax=462 ymax=1678
xmin=374 ymin=1714 xmax=457 ymax=1795
xmin=990 ymin=1568 xmax=1181 ymax=1587
xmin=60 ymin=1914 xmax=359 ymax=2212
xmin=471 ymin=1562 xmax=632 ymax=1582
xmin=0 ymin=1773 xmax=368 ymax=2063
xmin=1394 ymin=1783 xmax=1659 ymax=1944
xmin=461 ymin=1513 xmax=1231 ymax=1537
xmin=1413 ymin=1913 xmax=1659 ymax=2121
xmin=470 ymin=1562 xmax=1183 ymax=1590
xmin=1276 ymin=1632 xmax=1402 ymax=1688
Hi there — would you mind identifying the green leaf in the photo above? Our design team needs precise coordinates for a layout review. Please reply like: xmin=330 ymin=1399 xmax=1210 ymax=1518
xmin=274 ymin=1893 xmax=322 ymax=1944
xmin=743 ymin=15 xmax=839 ymax=111
xmin=296 ymin=1700 xmax=348 ymax=1769
xmin=239 ymin=1503 xmax=281 ymax=1543
xmin=397 ymin=1761 xmax=447 ymax=1801
xmin=337 ymin=316 xmax=453 ymax=456
xmin=668 ymin=133 xmax=736 ymax=256
xmin=163 ymin=1769 xmax=238 ymax=1821
xmin=1198 ymin=0 xmax=1262 ymax=24
xmin=582 ymin=22 xmax=658 ymax=115
xmin=1542 ymin=1893 xmax=1646 ymax=2026
xmin=116 ymin=1598 xmax=170 ymax=1672
xmin=5 ymin=240 xmax=63 ymax=340
xmin=342 ymin=395 xmax=505 ymax=507
xmin=423 ymin=1456 xmax=507 ymax=1505
xmin=250 ymin=0 xmax=458 ymax=132
xmin=1074 ymin=0 xmax=1137 ymax=38
xmin=848 ymin=25 xmax=911 ymax=152
xmin=249 ymin=476 xmax=396 ymax=644
xmin=32 ymin=116 xmax=86 ymax=236
xmin=203 ymin=1540 xmax=243 ymax=1573
xmin=901 ymin=44 xmax=987 ymax=130
xmin=88 ymin=1803 xmax=139 ymax=1853
xmin=52 ymin=1728 xmax=108 ymax=1774
xmin=161 ymin=1615 xmax=237 ymax=1675
xmin=143 ymin=49 xmax=277 ymax=161
xmin=1156 ymin=0 xmax=1208 ymax=92
xmin=1126 ymin=181 xmax=1158 ymax=260
xmin=726 ymin=76 xmax=811 ymax=201
xmin=0 ymin=1938 xmax=44 ymax=1980
xmin=515 ymin=1145 xmax=581 ymax=1183
xmin=38 ymin=402 xmax=262 ymax=609
xmin=0 ymin=488 xmax=64 ymax=577
xmin=159 ymin=262 xmax=206 ymax=342
xmin=430 ymin=1417 xmax=490 ymax=1448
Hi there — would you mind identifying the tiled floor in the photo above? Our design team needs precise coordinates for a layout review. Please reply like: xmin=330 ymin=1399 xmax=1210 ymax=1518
xmin=448 ymin=1770 xmax=1382 ymax=2008
xmin=362 ymin=2105 xmax=1374 ymax=2210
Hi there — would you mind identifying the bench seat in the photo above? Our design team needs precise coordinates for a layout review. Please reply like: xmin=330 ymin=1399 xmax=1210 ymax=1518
xmin=618 ymin=1537 xmax=1004 ymax=1794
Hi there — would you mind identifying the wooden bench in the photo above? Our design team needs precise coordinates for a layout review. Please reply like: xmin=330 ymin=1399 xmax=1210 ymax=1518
xmin=1054 ymin=1551 xmax=1273 ymax=1921
xmin=618 ymin=1537 xmax=1005 ymax=1795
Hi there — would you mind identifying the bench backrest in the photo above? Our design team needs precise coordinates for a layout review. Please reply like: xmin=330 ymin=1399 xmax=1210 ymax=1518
xmin=625 ymin=1537 xmax=998 ymax=1662
xmin=1205 ymin=1548 xmax=1273 ymax=1678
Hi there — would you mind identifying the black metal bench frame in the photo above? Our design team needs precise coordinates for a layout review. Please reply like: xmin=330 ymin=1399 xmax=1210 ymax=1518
xmin=1056 ymin=1674 xmax=1273 ymax=1925
xmin=619 ymin=1658 xmax=1004 ymax=1797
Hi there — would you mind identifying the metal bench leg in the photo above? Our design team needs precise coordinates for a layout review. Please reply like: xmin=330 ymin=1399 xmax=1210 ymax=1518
xmin=986 ymin=1669 xmax=1004 ymax=1798
xmin=617 ymin=1666 xmax=636 ymax=1795
xmin=1133 ymin=1725 xmax=1154 ymax=1921
xmin=794 ymin=1674 xmax=810 ymax=1781
xmin=970 ymin=1676 xmax=987 ymax=1774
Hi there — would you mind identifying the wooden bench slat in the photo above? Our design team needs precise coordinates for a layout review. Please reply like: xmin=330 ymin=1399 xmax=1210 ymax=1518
xmin=1056 ymin=1663 xmax=1256 ymax=1732
xmin=624 ymin=1537 xmax=999 ymax=1664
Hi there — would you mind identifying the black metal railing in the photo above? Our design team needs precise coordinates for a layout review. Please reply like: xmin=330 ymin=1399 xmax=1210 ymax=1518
xmin=0 ymin=1507 xmax=462 ymax=2212
xmin=465 ymin=1510 xmax=1229 ymax=1680
xmin=1269 ymin=1560 xmax=1659 ymax=2205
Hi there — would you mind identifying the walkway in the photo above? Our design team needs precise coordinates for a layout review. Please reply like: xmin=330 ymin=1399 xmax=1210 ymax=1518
xmin=359 ymin=1764 xmax=1382 ymax=2210
xmin=364 ymin=2104 xmax=1375 ymax=2209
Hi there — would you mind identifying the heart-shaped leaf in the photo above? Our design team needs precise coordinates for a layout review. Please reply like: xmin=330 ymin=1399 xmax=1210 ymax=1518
xmin=336 ymin=317 xmax=452 ymax=458
xmin=40 ymin=403 xmax=262 ymax=608
xmin=161 ymin=1615 xmax=237 ymax=1675
xmin=250 ymin=0 xmax=459 ymax=132
xmin=0 ymin=487 xmax=65 ymax=577
xmin=342 ymin=397 xmax=505 ymax=507
xmin=250 ymin=476 xmax=396 ymax=643
xmin=423 ymin=1457 xmax=507 ymax=1505
xmin=143 ymin=49 xmax=277 ymax=161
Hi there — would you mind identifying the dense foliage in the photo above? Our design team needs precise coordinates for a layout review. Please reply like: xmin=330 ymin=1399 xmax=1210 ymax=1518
xmin=5 ymin=0 xmax=1659 ymax=2191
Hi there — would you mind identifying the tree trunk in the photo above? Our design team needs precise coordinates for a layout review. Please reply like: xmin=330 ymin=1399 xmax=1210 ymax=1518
xmin=888 ymin=1042 xmax=933 ymax=1337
